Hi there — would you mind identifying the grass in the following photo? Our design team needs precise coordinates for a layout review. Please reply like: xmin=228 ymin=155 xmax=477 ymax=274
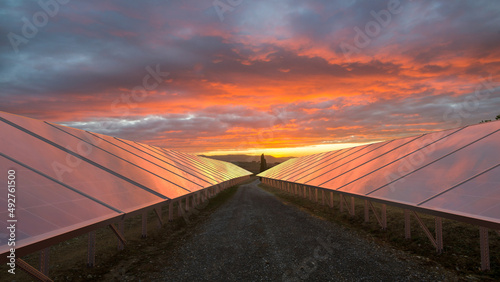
xmin=258 ymin=182 xmax=500 ymax=281
xmin=0 ymin=177 xmax=254 ymax=281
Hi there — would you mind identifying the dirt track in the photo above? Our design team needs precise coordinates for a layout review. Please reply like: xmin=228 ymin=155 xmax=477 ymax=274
xmin=158 ymin=180 xmax=455 ymax=281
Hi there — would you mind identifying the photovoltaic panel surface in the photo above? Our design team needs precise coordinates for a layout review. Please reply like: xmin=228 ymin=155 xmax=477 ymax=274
xmin=0 ymin=111 xmax=252 ymax=259
xmin=258 ymin=120 xmax=500 ymax=229
xmin=0 ymin=156 xmax=121 ymax=255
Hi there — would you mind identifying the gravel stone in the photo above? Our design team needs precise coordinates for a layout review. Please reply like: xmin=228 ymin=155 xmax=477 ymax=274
xmin=157 ymin=180 xmax=456 ymax=281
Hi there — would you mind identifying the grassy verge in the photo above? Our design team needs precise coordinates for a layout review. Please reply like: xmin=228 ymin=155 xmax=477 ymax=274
xmin=0 ymin=177 xmax=255 ymax=281
xmin=258 ymin=182 xmax=500 ymax=281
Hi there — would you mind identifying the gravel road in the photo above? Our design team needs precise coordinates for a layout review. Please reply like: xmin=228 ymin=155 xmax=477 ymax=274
xmin=158 ymin=180 xmax=455 ymax=281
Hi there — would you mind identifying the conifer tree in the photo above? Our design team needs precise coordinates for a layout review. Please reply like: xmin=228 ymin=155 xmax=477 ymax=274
xmin=259 ymin=154 xmax=267 ymax=172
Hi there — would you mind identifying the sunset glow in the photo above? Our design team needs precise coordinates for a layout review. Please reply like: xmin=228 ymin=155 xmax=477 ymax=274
xmin=1 ymin=0 xmax=499 ymax=157
xmin=204 ymin=142 xmax=377 ymax=158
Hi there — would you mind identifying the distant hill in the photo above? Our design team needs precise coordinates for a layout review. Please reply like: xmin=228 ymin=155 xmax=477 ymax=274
xmin=199 ymin=154 xmax=294 ymax=164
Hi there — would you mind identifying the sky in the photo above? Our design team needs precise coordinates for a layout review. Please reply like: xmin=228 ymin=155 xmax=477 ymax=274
xmin=1 ymin=0 xmax=500 ymax=157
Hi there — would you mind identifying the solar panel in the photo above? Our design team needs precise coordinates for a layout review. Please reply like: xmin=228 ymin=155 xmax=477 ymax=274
xmin=285 ymin=150 xmax=347 ymax=182
xmin=162 ymin=149 xmax=229 ymax=181
xmin=264 ymin=157 xmax=302 ymax=179
xmin=323 ymin=128 xmax=461 ymax=193
xmin=86 ymin=134 xmax=205 ymax=193
xmin=134 ymin=143 xmax=222 ymax=185
xmin=299 ymin=143 xmax=377 ymax=185
xmin=420 ymin=164 xmax=500 ymax=222
xmin=0 ymin=113 xmax=203 ymax=198
xmin=0 ymin=110 xmax=252 ymax=262
xmin=274 ymin=151 xmax=331 ymax=181
xmin=258 ymin=158 xmax=296 ymax=178
xmin=336 ymin=124 xmax=495 ymax=195
xmin=258 ymin=120 xmax=500 ymax=229
xmin=369 ymin=128 xmax=500 ymax=205
xmin=0 ymin=156 xmax=121 ymax=255
xmin=0 ymin=115 xmax=167 ymax=211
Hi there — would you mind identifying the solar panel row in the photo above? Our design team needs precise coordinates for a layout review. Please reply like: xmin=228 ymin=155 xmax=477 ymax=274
xmin=258 ymin=120 xmax=500 ymax=229
xmin=0 ymin=111 xmax=252 ymax=259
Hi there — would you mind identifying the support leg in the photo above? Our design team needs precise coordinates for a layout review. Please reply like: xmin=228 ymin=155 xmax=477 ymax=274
xmin=340 ymin=194 xmax=344 ymax=213
xmin=412 ymin=211 xmax=438 ymax=249
xmin=154 ymin=207 xmax=164 ymax=229
xmin=364 ymin=200 xmax=369 ymax=223
xmin=404 ymin=209 xmax=411 ymax=239
xmin=480 ymin=227 xmax=490 ymax=271
xmin=435 ymin=217 xmax=443 ymax=253
xmin=16 ymin=259 xmax=53 ymax=282
xmin=141 ymin=211 xmax=148 ymax=238
xmin=40 ymin=247 xmax=50 ymax=276
xmin=109 ymin=223 xmax=127 ymax=249
xmin=169 ymin=200 xmax=174 ymax=221
xmin=341 ymin=194 xmax=354 ymax=216
xmin=117 ymin=219 xmax=125 ymax=250
xmin=87 ymin=231 xmax=96 ymax=267
xmin=381 ymin=204 xmax=387 ymax=230
xmin=177 ymin=199 xmax=183 ymax=217
xmin=350 ymin=197 xmax=355 ymax=216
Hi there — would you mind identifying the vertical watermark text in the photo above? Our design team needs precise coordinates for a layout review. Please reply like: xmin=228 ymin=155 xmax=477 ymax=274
xmin=6 ymin=169 xmax=17 ymax=274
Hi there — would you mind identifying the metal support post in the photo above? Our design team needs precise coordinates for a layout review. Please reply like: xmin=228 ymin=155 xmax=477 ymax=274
xmin=169 ymin=200 xmax=174 ymax=221
xmin=364 ymin=200 xmax=369 ymax=223
xmin=404 ymin=209 xmax=411 ymax=239
xmin=340 ymin=194 xmax=344 ymax=213
xmin=40 ymin=247 xmax=50 ymax=276
xmin=16 ymin=259 xmax=53 ymax=282
xmin=480 ymin=227 xmax=490 ymax=271
xmin=350 ymin=196 xmax=355 ymax=216
xmin=381 ymin=204 xmax=387 ymax=230
xmin=412 ymin=211 xmax=438 ymax=249
xmin=109 ymin=223 xmax=127 ymax=250
xmin=154 ymin=207 xmax=164 ymax=228
xmin=117 ymin=219 xmax=125 ymax=250
xmin=87 ymin=231 xmax=96 ymax=267
xmin=435 ymin=217 xmax=443 ymax=253
xmin=141 ymin=211 xmax=148 ymax=238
